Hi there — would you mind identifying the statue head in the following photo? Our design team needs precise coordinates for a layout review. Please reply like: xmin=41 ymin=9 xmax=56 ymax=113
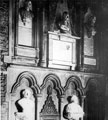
xmin=92 ymin=16 xmax=96 ymax=24
xmin=71 ymin=95 xmax=79 ymax=104
xmin=67 ymin=96 xmax=72 ymax=103
xmin=67 ymin=95 xmax=79 ymax=104
xmin=62 ymin=11 xmax=69 ymax=25
xmin=25 ymin=0 xmax=32 ymax=11
xmin=23 ymin=88 xmax=32 ymax=99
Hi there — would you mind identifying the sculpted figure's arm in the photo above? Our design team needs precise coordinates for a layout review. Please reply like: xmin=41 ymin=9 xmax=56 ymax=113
xmin=60 ymin=25 xmax=70 ymax=31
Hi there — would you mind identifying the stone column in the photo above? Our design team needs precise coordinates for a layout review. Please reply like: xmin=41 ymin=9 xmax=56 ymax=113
xmin=9 ymin=0 xmax=14 ymax=57
xmin=81 ymin=95 xmax=86 ymax=120
xmin=8 ymin=93 xmax=13 ymax=120
xmin=36 ymin=94 xmax=42 ymax=120
xmin=36 ymin=7 xmax=41 ymax=64
xmin=60 ymin=95 xmax=65 ymax=120
xmin=39 ymin=8 xmax=48 ymax=67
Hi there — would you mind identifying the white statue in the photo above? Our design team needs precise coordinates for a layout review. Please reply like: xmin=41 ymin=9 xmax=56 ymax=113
xmin=63 ymin=95 xmax=84 ymax=120
xmin=15 ymin=88 xmax=35 ymax=120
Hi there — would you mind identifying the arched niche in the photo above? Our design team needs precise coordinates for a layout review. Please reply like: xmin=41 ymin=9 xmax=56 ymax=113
xmin=62 ymin=75 xmax=85 ymax=120
xmin=9 ymin=71 xmax=40 ymax=120
xmin=85 ymin=78 xmax=99 ymax=120
xmin=61 ymin=76 xmax=85 ymax=120
xmin=85 ymin=78 xmax=98 ymax=93
xmin=39 ymin=74 xmax=63 ymax=120
xmin=64 ymin=76 xmax=84 ymax=104
xmin=11 ymin=71 xmax=40 ymax=94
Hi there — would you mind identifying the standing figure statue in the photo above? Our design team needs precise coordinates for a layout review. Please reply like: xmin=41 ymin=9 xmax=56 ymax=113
xmin=15 ymin=88 xmax=35 ymax=120
xmin=63 ymin=95 xmax=84 ymax=120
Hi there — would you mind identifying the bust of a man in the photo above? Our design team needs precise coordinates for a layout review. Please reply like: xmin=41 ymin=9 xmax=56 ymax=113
xmin=15 ymin=88 xmax=35 ymax=120
xmin=63 ymin=95 xmax=84 ymax=120
xmin=55 ymin=11 xmax=71 ymax=34
xmin=19 ymin=0 xmax=33 ymax=25
xmin=84 ymin=7 xmax=96 ymax=38
xmin=59 ymin=11 xmax=71 ymax=34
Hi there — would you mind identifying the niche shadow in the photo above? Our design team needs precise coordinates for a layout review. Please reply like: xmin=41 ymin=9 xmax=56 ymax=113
xmin=15 ymin=89 xmax=25 ymax=112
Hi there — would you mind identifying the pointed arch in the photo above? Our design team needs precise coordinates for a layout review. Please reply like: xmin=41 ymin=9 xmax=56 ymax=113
xmin=85 ymin=77 xmax=98 ymax=93
xmin=40 ymin=73 xmax=64 ymax=96
xmin=11 ymin=71 xmax=40 ymax=94
xmin=64 ymin=76 xmax=84 ymax=96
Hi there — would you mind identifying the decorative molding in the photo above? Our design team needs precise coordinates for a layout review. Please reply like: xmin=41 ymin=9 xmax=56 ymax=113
xmin=40 ymin=84 xmax=59 ymax=120
xmin=40 ymin=73 xmax=63 ymax=96
xmin=15 ymin=46 xmax=37 ymax=58
xmin=40 ymin=95 xmax=58 ymax=115
xmin=64 ymin=76 xmax=84 ymax=96
xmin=80 ymin=64 xmax=98 ymax=73
xmin=0 ymin=74 xmax=7 ymax=104
xmin=11 ymin=71 xmax=40 ymax=94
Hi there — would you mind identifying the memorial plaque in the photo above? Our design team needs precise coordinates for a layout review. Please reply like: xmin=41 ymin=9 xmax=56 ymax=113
xmin=84 ymin=37 xmax=94 ymax=56
xmin=84 ymin=57 xmax=96 ymax=65
xmin=18 ymin=16 xmax=32 ymax=46
xmin=53 ymin=40 xmax=72 ymax=63
xmin=48 ymin=32 xmax=79 ymax=70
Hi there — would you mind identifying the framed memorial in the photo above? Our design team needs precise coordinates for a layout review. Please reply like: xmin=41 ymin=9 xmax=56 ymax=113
xmin=4 ymin=0 xmax=39 ymax=65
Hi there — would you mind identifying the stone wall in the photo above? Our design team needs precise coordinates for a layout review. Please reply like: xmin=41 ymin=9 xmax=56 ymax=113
xmin=0 ymin=1 xmax=9 ymax=120
xmin=6 ymin=64 xmax=106 ymax=120
xmin=0 ymin=1 xmax=108 ymax=120
xmin=0 ymin=0 xmax=9 ymax=100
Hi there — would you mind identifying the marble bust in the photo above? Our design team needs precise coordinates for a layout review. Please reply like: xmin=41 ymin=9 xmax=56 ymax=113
xmin=19 ymin=0 xmax=33 ymax=25
xmin=84 ymin=7 xmax=96 ymax=38
xmin=63 ymin=95 xmax=84 ymax=120
xmin=55 ymin=11 xmax=71 ymax=34
xmin=59 ymin=11 xmax=71 ymax=34
xmin=15 ymin=88 xmax=35 ymax=120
